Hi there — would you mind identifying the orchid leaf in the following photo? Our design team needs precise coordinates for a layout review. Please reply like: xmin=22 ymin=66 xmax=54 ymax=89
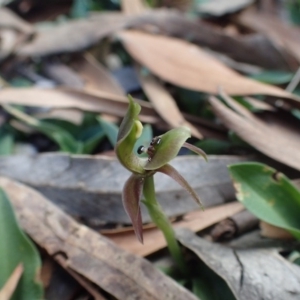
xmin=144 ymin=127 xmax=191 ymax=170
xmin=229 ymin=162 xmax=300 ymax=240
xmin=122 ymin=174 xmax=144 ymax=243
xmin=116 ymin=96 xmax=146 ymax=174
xmin=157 ymin=164 xmax=203 ymax=208
xmin=0 ymin=188 xmax=43 ymax=300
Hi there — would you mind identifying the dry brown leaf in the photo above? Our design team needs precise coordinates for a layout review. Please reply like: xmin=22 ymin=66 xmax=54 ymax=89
xmin=119 ymin=30 xmax=299 ymax=102
xmin=131 ymin=10 xmax=291 ymax=70
xmin=197 ymin=0 xmax=254 ymax=16
xmin=71 ymin=54 xmax=124 ymax=95
xmin=56 ymin=256 xmax=108 ymax=300
xmin=260 ymin=221 xmax=294 ymax=240
xmin=0 ymin=177 xmax=198 ymax=300
xmin=106 ymin=202 xmax=244 ymax=256
xmin=121 ymin=0 xmax=147 ymax=15
xmin=42 ymin=62 xmax=85 ymax=88
xmin=0 ymin=87 xmax=159 ymax=124
xmin=209 ymin=94 xmax=300 ymax=171
xmin=177 ymin=228 xmax=300 ymax=300
xmin=0 ymin=264 xmax=23 ymax=300
xmin=237 ymin=8 xmax=300 ymax=63
xmin=137 ymin=68 xmax=203 ymax=138
xmin=0 ymin=8 xmax=34 ymax=35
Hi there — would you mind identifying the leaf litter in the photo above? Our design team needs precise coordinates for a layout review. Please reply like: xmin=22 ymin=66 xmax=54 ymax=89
xmin=0 ymin=1 xmax=300 ymax=299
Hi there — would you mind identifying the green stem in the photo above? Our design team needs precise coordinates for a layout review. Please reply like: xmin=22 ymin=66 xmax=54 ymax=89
xmin=142 ymin=175 xmax=187 ymax=275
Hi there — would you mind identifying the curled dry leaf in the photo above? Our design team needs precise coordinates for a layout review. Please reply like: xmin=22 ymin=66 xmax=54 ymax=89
xmin=119 ymin=30 xmax=299 ymax=101
xmin=107 ymin=201 xmax=244 ymax=257
xmin=0 ymin=177 xmax=199 ymax=300
xmin=209 ymin=95 xmax=300 ymax=171
xmin=0 ymin=153 xmax=247 ymax=223
xmin=176 ymin=228 xmax=300 ymax=300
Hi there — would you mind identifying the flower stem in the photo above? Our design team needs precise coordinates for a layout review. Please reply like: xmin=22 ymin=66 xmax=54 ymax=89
xmin=142 ymin=175 xmax=187 ymax=275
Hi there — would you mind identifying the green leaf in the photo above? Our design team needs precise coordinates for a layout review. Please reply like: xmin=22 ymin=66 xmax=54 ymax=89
xmin=98 ymin=117 xmax=119 ymax=147
xmin=0 ymin=133 xmax=14 ymax=155
xmin=228 ymin=162 xmax=300 ymax=240
xmin=70 ymin=0 xmax=90 ymax=18
xmin=0 ymin=188 xmax=43 ymax=300
xmin=144 ymin=127 xmax=191 ymax=170
xmin=191 ymin=259 xmax=236 ymax=300
xmin=195 ymin=139 xmax=230 ymax=155
xmin=81 ymin=127 xmax=105 ymax=154
xmin=3 ymin=105 xmax=80 ymax=153
xmin=250 ymin=71 xmax=294 ymax=85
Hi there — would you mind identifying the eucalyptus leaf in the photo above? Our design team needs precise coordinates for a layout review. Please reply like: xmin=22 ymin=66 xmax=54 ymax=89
xmin=228 ymin=162 xmax=300 ymax=239
xmin=0 ymin=188 xmax=43 ymax=300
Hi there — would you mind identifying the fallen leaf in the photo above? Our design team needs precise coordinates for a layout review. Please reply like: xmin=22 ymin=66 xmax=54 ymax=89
xmin=260 ymin=221 xmax=294 ymax=240
xmin=119 ymin=30 xmax=299 ymax=101
xmin=0 ymin=264 xmax=23 ymax=300
xmin=71 ymin=53 xmax=124 ymax=95
xmin=0 ymin=177 xmax=199 ymax=300
xmin=121 ymin=0 xmax=147 ymax=15
xmin=209 ymin=94 xmax=300 ymax=170
xmin=42 ymin=62 xmax=85 ymax=88
xmin=137 ymin=68 xmax=203 ymax=138
xmin=106 ymin=202 xmax=244 ymax=256
xmin=55 ymin=256 xmax=108 ymax=300
xmin=0 ymin=153 xmax=247 ymax=223
xmin=17 ymin=13 xmax=130 ymax=57
xmin=0 ymin=8 xmax=34 ymax=35
xmin=237 ymin=8 xmax=300 ymax=63
xmin=176 ymin=228 xmax=300 ymax=300
xmin=197 ymin=0 xmax=254 ymax=16
xmin=132 ymin=9 xmax=292 ymax=70
xmin=0 ymin=87 xmax=159 ymax=124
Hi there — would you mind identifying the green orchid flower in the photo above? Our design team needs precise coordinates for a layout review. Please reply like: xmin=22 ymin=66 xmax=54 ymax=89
xmin=116 ymin=96 xmax=207 ymax=272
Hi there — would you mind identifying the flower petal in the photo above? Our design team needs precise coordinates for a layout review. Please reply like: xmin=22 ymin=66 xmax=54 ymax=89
xmin=122 ymin=174 xmax=144 ymax=242
xmin=144 ymin=127 xmax=191 ymax=170
xmin=157 ymin=164 xmax=204 ymax=209
xmin=182 ymin=142 xmax=207 ymax=161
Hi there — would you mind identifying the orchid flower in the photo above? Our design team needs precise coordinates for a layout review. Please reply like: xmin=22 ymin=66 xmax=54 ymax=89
xmin=116 ymin=96 xmax=207 ymax=272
